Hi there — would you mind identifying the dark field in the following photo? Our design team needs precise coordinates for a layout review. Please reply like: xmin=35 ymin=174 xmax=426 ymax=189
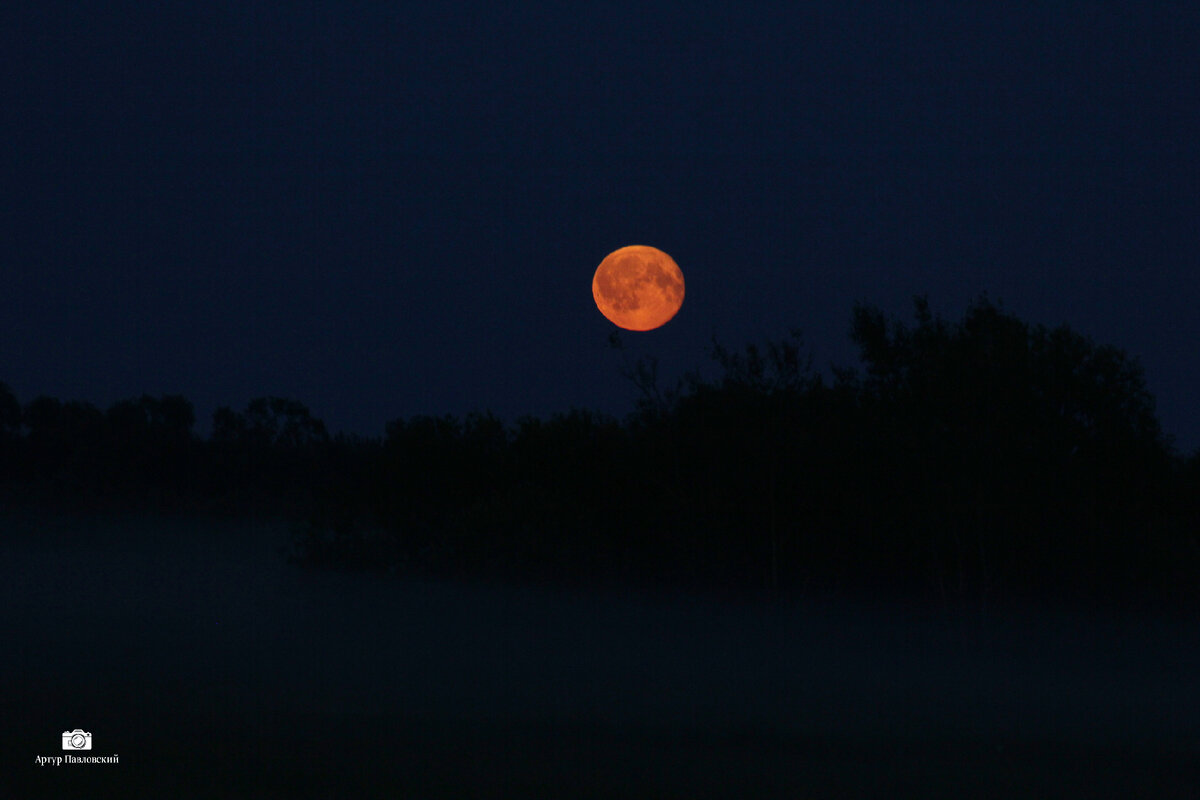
xmin=3 ymin=512 xmax=1198 ymax=798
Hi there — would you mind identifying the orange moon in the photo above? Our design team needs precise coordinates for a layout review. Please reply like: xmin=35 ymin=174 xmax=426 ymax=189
xmin=592 ymin=245 xmax=685 ymax=331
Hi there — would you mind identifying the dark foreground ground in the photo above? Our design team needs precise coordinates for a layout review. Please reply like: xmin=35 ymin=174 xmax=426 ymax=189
xmin=7 ymin=707 xmax=1199 ymax=799
xmin=3 ymin=510 xmax=1198 ymax=798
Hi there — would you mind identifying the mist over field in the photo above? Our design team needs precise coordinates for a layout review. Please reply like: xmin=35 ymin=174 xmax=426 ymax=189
xmin=4 ymin=513 xmax=1199 ymax=796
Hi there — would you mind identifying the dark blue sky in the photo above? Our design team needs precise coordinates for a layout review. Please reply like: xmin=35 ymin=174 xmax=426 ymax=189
xmin=4 ymin=3 xmax=1198 ymax=451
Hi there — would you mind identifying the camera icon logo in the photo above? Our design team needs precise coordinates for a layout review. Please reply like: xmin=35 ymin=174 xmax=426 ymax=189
xmin=62 ymin=729 xmax=92 ymax=750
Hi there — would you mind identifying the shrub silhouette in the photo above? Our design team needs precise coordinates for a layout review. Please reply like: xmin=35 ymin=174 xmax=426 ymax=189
xmin=842 ymin=295 xmax=1177 ymax=606
xmin=2 ymin=295 xmax=1196 ymax=611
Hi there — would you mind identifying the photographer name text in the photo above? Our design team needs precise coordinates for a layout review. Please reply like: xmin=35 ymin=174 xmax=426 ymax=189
xmin=35 ymin=754 xmax=120 ymax=766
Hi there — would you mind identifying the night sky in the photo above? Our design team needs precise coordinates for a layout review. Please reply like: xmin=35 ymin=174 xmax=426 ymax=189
xmin=5 ymin=3 xmax=1198 ymax=451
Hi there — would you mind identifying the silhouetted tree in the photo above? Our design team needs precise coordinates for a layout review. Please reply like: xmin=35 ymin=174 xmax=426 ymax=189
xmin=108 ymin=394 xmax=194 ymax=441
xmin=0 ymin=382 xmax=21 ymax=482
xmin=20 ymin=396 xmax=105 ymax=496
xmin=0 ymin=382 xmax=20 ymax=438
xmin=243 ymin=396 xmax=329 ymax=448
xmin=608 ymin=331 xmax=688 ymax=422
xmin=501 ymin=409 xmax=631 ymax=580
xmin=375 ymin=413 xmax=468 ymax=567
xmin=205 ymin=397 xmax=331 ymax=513
xmin=211 ymin=405 xmax=247 ymax=444
xmin=101 ymin=395 xmax=198 ymax=501
xmin=653 ymin=331 xmax=820 ymax=592
xmin=846 ymin=294 xmax=1177 ymax=607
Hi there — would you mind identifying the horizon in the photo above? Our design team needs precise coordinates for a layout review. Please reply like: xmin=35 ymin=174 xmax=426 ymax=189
xmin=5 ymin=294 xmax=1198 ymax=459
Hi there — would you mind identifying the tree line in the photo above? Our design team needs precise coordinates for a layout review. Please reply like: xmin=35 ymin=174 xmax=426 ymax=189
xmin=2 ymin=295 xmax=1198 ymax=612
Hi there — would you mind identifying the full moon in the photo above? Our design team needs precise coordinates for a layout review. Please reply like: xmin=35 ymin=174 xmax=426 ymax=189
xmin=592 ymin=245 xmax=685 ymax=331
